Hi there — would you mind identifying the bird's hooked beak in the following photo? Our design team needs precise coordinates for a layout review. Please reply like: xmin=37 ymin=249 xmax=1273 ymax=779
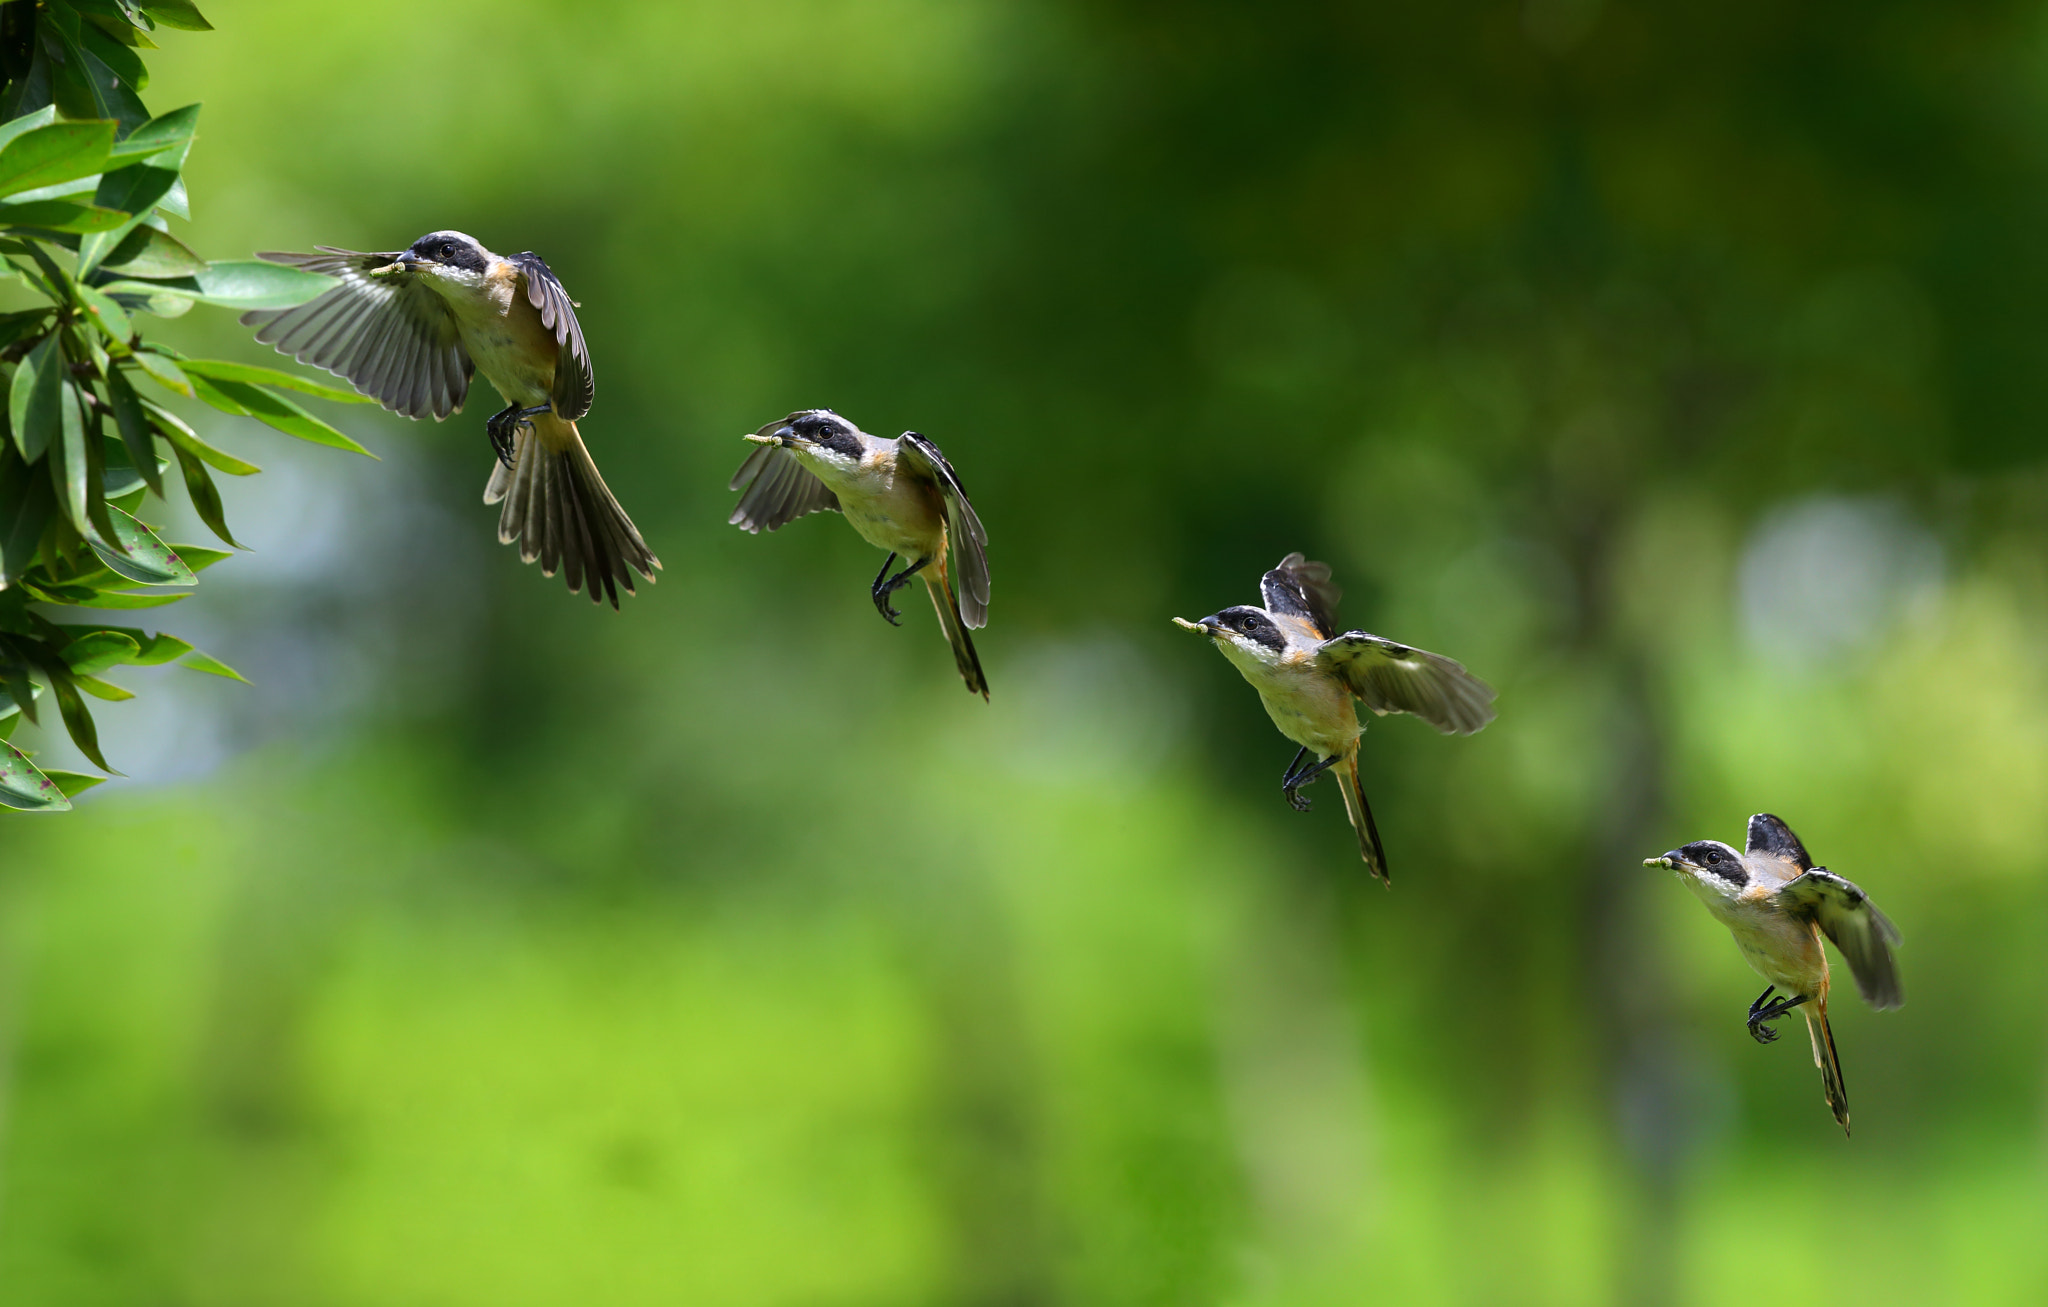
xmin=369 ymin=251 xmax=423 ymax=279
xmin=743 ymin=423 xmax=799 ymax=449
xmin=1172 ymin=614 xmax=1225 ymax=637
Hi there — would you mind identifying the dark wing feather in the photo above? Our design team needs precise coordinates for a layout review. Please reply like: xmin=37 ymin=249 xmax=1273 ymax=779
xmin=728 ymin=441 xmax=839 ymax=533
xmin=238 ymin=248 xmax=472 ymax=419
xmin=1779 ymin=868 xmax=1904 ymax=1009
xmin=1746 ymin=813 xmax=1814 ymax=870
xmin=1315 ymin=632 xmax=1496 ymax=734
xmin=1261 ymin=552 xmax=1341 ymax=639
xmin=507 ymin=251 xmax=594 ymax=420
xmin=896 ymin=432 xmax=989 ymax=629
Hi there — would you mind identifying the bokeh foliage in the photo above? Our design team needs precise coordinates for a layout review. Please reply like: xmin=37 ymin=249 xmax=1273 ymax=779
xmin=4 ymin=1 xmax=2048 ymax=1305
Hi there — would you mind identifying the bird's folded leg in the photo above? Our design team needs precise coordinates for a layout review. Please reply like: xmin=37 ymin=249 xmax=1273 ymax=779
xmin=870 ymin=553 xmax=929 ymax=626
xmin=1281 ymin=748 xmax=1338 ymax=812
xmin=1745 ymin=987 xmax=1806 ymax=1044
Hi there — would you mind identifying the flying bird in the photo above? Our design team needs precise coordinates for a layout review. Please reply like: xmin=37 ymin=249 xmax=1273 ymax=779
xmin=1646 ymin=813 xmax=1903 ymax=1136
xmin=1174 ymin=552 xmax=1495 ymax=880
xmin=731 ymin=409 xmax=989 ymax=698
xmin=239 ymin=230 xmax=659 ymax=606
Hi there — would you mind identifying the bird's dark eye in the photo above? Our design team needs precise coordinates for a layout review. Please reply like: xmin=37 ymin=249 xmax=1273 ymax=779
xmin=440 ymin=243 xmax=455 ymax=259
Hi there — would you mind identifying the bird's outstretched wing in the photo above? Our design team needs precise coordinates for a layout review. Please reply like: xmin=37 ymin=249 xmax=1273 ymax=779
xmin=1780 ymin=868 xmax=1903 ymax=1009
xmin=895 ymin=432 xmax=989 ymax=630
xmin=238 ymin=248 xmax=472 ymax=419
xmin=1746 ymin=812 xmax=1814 ymax=870
xmin=729 ymin=418 xmax=840 ymax=533
xmin=1261 ymin=552 xmax=1341 ymax=639
xmin=1314 ymin=632 xmax=1496 ymax=734
xmin=506 ymin=251 xmax=593 ymax=419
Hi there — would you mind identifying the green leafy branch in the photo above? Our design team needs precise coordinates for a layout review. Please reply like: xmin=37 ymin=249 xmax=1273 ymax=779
xmin=0 ymin=0 xmax=369 ymax=812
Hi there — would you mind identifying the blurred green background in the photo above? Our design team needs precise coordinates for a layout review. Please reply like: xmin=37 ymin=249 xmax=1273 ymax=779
xmin=5 ymin=0 xmax=2048 ymax=1302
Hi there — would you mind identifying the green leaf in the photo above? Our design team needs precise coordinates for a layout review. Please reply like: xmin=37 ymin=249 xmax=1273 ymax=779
xmin=42 ymin=661 xmax=116 ymax=773
xmin=0 ymin=638 xmax=37 ymax=726
xmin=178 ymin=648 xmax=244 ymax=681
xmin=103 ymin=368 xmax=161 ymax=494
xmin=86 ymin=12 xmax=161 ymax=50
xmin=0 ymin=121 xmax=115 ymax=200
xmin=102 ymin=259 xmax=335 ymax=310
xmin=188 ymin=376 xmax=375 ymax=457
xmin=0 ymin=737 xmax=69 ymax=811
xmin=42 ymin=769 xmax=105 ymax=798
xmin=0 ymin=200 xmax=133 ymax=233
xmin=177 ymin=358 xmax=372 ymax=404
xmin=167 ymin=543 xmax=229 ymax=572
xmin=0 ymin=679 xmax=40 ymax=731
xmin=53 ymin=29 xmax=149 ymax=135
xmin=75 ymin=381 xmax=121 ymax=548
xmin=142 ymin=399 xmax=257 ymax=474
xmin=0 ymin=308 xmax=52 ymax=353
xmin=140 ymin=2 xmax=214 ymax=32
xmin=107 ymin=284 xmax=195 ymax=319
xmin=47 ymin=378 xmax=96 ymax=545
xmin=106 ymin=104 xmax=196 ymax=167
xmin=0 ymin=453 xmax=52 ymax=588
xmin=131 ymin=347 xmax=191 ymax=396
xmin=166 ymin=438 xmax=237 ymax=546
xmin=75 ymin=282 xmax=133 ymax=344
xmin=77 ymin=162 xmax=180 ymax=272
xmin=89 ymin=503 xmax=196 ymax=587
xmin=79 ymin=21 xmax=149 ymax=97
xmin=73 ymin=674 xmax=133 ymax=702
xmin=10 ymin=333 xmax=62 ymax=461
xmin=44 ymin=588 xmax=188 ymax=609
xmin=100 ymin=223 xmax=205 ymax=277
xmin=102 ymin=431 xmax=166 ymax=501
xmin=60 ymin=629 xmax=141 ymax=676
xmin=0 ymin=108 xmax=58 ymax=157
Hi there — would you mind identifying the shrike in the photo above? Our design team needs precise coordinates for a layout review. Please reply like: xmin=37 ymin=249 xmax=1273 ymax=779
xmin=730 ymin=409 xmax=989 ymax=698
xmin=240 ymin=231 xmax=659 ymax=607
xmin=1175 ymin=552 xmax=1495 ymax=881
xmin=1647 ymin=813 xmax=1903 ymax=1135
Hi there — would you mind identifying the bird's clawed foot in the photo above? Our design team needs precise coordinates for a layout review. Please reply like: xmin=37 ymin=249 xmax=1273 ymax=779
xmin=486 ymin=403 xmax=554 ymax=469
xmin=869 ymin=553 xmax=930 ymax=626
xmin=1280 ymin=747 xmax=1338 ymax=813
xmin=1745 ymin=985 xmax=1806 ymax=1044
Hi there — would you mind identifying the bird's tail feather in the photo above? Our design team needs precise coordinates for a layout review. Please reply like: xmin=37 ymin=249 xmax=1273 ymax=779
xmin=1336 ymin=749 xmax=1390 ymax=884
xmin=923 ymin=559 xmax=988 ymax=699
xmin=484 ymin=415 xmax=660 ymax=608
xmin=1806 ymin=1003 xmax=1850 ymax=1136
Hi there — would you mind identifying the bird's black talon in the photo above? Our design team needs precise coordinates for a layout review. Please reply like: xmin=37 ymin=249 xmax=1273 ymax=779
xmin=1744 ymin=990 xmax=1806 ymax=1044
xmin=485 ymin=404 xmax=523 ymax=468
xmin=1278 ymin=749 xmax=1339 ymax=814
xmin=868 ymin=554 xmax=931 ymax=627
xmin=870 ymin=553 xmax=903 ymax=625
xmin=1748 ymin=985 xmax=1778 ymax=1020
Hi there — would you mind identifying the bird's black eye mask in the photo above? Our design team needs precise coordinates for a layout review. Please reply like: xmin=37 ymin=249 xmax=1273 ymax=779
xmin=1216 ymin=606 xmax=1285 ymax=652
xmin=409 ymin=234 xmax=488 ymax=275
xmin=1682 ymin=841 xmax=1748 ymax=886
xmin=792 ymin=415 xmax=861 ymax=459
